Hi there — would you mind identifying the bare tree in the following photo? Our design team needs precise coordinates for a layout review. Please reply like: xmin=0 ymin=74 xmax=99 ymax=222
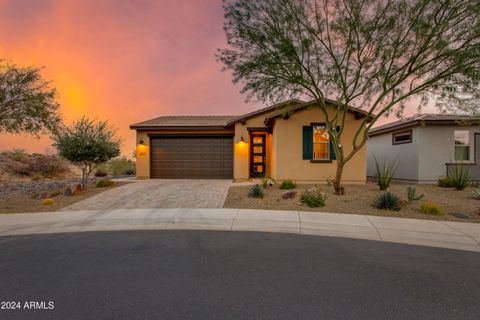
xmin=218 ymin=0 xmax=480 ymax=194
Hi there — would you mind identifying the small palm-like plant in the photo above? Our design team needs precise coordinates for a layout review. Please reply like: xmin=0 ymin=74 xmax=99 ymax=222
xmin=407 ymin=186 xmax=424 ymax=202
xmin=261 ymin=177 xmax=269 ymax=189
xmin=374 ymin=156 xmax=397 ymax=191
xmin=248 ymin=184 xmax=264 ymax=198
xmin=373 ymin=192 xmax=402 ymax=211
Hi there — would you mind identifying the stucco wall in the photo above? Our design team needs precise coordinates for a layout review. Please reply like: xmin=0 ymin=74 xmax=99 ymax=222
xmin=417 ymin=126 xmax=479 ymax=182
xmin=367 ymin=125 xmax=480 ymax=183
xmin=272 ymin=107 xmax=367 ymax=184
xmin=367 ymin=128 xmax=419 ymax=181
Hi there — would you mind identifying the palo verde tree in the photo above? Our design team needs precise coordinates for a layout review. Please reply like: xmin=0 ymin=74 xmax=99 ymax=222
xmin=53 ymin=117 xmax=121 ymax=189
xmin=218 ymin=0 xmax=480 ymax=194
xmin=0 ymin=60 xmax=61 ymax=135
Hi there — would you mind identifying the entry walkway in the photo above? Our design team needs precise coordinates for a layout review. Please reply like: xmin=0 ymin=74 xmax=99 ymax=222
xmin=1 ymin=208 xmax=479 ymax=252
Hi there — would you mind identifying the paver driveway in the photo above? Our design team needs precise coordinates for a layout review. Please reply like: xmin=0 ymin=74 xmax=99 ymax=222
xmin=62 ymin=179 xmax=232 ymax=210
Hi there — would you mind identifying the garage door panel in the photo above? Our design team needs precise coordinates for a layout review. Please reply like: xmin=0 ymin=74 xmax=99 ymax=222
xmin=150 ymin=136 xmax=233 ymax=179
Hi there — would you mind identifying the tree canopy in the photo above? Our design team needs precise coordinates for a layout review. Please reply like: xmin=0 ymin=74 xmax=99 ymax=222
xmin=53 ymin=117 xmax=121 ymax=189
xmin=0 ymin=60 xmax=62 ymax=135
xmin=218 ymin=0 xmax=480 ymax=193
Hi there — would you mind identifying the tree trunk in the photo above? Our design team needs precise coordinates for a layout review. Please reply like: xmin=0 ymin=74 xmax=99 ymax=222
xmin=333 ymin=146 xmax=345 ymax=195
xmin=81 ymin=167 xmax=87 ymax=191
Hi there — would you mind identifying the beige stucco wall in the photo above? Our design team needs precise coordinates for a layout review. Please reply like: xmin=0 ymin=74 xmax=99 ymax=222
xmin=233 ymin=110 xmax=277 ymax=180
xmin=233 ymin=106 xmax=367 ymax=184
xmin=272 ymin=107 xmax=367 ymax=184
xmin=134 ymin=129 xmax=234 ymax=179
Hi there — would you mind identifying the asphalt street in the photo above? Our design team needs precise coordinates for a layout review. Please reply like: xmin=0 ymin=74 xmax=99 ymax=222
xmin=0 ymin=230 xmax=479 ymax=320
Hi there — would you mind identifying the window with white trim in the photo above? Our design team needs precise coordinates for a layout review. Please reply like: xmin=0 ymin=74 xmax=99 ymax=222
xmin=392 ymin=130 xmax=412 ymax=144
xmin=454 ymin=130 xmax=470 ymax=161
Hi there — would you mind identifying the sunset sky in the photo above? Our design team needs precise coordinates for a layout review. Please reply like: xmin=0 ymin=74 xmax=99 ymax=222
xmin=0 ymin=0 xmax=421 ymax=156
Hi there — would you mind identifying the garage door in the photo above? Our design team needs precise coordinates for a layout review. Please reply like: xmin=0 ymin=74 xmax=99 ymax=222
xmin=150 ymin=136 xmax=233 ymax=179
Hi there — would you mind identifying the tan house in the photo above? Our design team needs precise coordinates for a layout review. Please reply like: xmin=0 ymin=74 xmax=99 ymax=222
xmin=130 ymin=99 xmax=370 ymax=184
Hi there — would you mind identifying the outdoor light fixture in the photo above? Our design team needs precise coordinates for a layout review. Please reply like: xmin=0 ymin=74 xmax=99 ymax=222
xmin=137 ymin=139 xmax=147 ymax=156
xmin=237 ymin=136 xmax=246 ymax=144
xmin=139 ymin=139 xmax=145 ymax=145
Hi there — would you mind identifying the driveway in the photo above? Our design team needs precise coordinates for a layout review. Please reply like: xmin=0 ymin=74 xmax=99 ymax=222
xmin=62 ymin=179 xmax=231 ymax=210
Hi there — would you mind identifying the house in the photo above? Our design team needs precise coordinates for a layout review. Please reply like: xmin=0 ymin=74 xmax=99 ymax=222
xmin=367 ymin=114 xmax=480 ymax=183
xmin=130 ymin=99 xmax=371 ymax=183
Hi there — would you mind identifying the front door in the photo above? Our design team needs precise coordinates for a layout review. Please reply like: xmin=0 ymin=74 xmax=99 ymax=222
xmin=250 ymin=134 xmax=266 ymax=177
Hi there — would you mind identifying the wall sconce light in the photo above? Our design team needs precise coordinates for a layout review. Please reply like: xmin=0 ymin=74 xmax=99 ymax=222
xmin=237 ymin=136 xmax=246 ymax=144
xmin=137 ymin=139 xmax=147 ymax=156
xmin=139 ymin=139 xmax=144 ymax=145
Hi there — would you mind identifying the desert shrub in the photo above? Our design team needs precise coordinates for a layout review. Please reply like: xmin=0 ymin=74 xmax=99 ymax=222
xmin=27 ymin=155 xmax=70 ymax=178
xmin=324 ymin=176 xmax=334 ymax=187
xmin=105 ymin=157 xmax=135 ymax=176
xmin=300 ymin=189 xmax=327 ymax=207
xmin=374 ymin=156 xmax=397 ymax=190
xmin=3 ymin=149 xmax=27 ymax=161
xmin=42 ymin=198 xmax=55 ymax=205
xmin=420 ymin=201 xmax=444 ymax=216
xmin=280 ymin=179 xmax=296 ymax=190
xmin=261 ymin=177 xmax=269 ymax=189
xmin=372 ymin=192 xmax=402 ymax=211
xmin=96 ymin=179 xmax=114 ymax=188
xmin=124 ymin=168 xmax=135 ymax=175
xmin=407 ymin=186 xmax=424 ymax=202
xmin=94 ymin=170 xmax=108 ymax=177
xmin=437 ymin=176 xmax=454 ymax=188
xmin=248 ymin=184 xmax=264 ymax=198
xmin=4 ymin=153 xmax=70 ymax=178
xmin=449 ymin=164 xmax=471 ymax=190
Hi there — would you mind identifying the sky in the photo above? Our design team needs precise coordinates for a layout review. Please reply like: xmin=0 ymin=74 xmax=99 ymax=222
xmin=0 ymin=0 xmax=426 ymax=156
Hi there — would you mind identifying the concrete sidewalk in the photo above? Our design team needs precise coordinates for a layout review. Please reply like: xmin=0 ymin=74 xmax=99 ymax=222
xmin=0 ymin=208 xmax=479 ymax=252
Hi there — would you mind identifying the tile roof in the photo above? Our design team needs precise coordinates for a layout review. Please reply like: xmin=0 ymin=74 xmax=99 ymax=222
xmin=369 ymin=113 xmax=480 ymax=136
xmin=130 ymin=115 xmax=237 ymax=128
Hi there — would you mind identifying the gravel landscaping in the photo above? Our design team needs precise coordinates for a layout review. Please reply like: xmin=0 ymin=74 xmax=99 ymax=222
xmin=224 ymin=182 xmax=480 ymax=222
xmin=0 ymin=179 xmax=129 ymax=214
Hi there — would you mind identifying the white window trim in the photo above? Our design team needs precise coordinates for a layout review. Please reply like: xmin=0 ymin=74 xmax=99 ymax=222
xmin=453 ymin=130 xmax=471 ymax=163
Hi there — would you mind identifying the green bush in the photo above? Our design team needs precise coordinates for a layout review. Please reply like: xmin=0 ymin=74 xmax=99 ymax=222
xmin=108 ymin=157 xmax=136 ymax=176
xmin=449 ymin=164 xmax=471 ymax=190
xmin=96 ymin=179 xmax=114 ymax=188
xmin=407 ymin=186 xmax=424 ymax=202
xmin=420 ymin=201 xmax=444 ymax=216
xmin=280 ymin=179 xmax=296 ymax=190
xmin=248 ymin=184 xmax=264 ymax=198
xmin=372 ymin=192 xmax=402 ymax=211
xmin=300 ymin=189 xmax=327 ymax=208
xmin=373 ymin=156 xmax=397 ymax=191
xmin=437 ymin=176 xmax=454 ymax=188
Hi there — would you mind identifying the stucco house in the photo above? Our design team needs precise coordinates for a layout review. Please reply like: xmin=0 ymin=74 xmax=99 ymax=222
xmin=130 ymin=99 xmax=371 ymax=184
xmin=367 ymin=114 xmax=480 ymax=183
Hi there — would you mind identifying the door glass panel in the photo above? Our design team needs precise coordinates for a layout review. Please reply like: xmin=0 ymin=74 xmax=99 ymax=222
xmin=253 ymin=156 xmax=263 ymax=163
xmin=253 ymin=136 xmax=263 ymax=144
xmin=253 ymin=165 xmax=263 ymax=173
xmin=253 ymin=146 xmax=263 ymax=153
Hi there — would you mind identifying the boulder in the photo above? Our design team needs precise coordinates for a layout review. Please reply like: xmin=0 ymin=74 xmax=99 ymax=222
xmin=282 ymin=189 xmax=298 ymax=199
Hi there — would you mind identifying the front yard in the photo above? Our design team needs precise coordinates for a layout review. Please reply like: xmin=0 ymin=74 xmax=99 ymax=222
xmin=224 ymin=182 xmax=480 ymax=222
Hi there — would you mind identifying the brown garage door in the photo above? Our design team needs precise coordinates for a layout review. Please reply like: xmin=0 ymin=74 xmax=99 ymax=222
xmin=150 ymin=136 xmax=233 ymax=179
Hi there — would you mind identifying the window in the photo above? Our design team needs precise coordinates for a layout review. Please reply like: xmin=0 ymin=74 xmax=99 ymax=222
xmin=392 ymin=130 xmax=412 ymax=145
xmin=454 ymin=130 xmax=470 ymax=161
xmin=313 ymin=126 xmax=329 ymax=160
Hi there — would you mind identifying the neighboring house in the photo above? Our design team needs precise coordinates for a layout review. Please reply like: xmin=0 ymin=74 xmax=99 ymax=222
xmin=367 ymin=114 xmax=480 ymax=183
xmin=130 ymin=99 xmax=371 ymax=183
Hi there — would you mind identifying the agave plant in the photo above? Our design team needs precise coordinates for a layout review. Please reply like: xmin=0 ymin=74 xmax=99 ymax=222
xmin=374 ymin=156 xmax=397 ymax=191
